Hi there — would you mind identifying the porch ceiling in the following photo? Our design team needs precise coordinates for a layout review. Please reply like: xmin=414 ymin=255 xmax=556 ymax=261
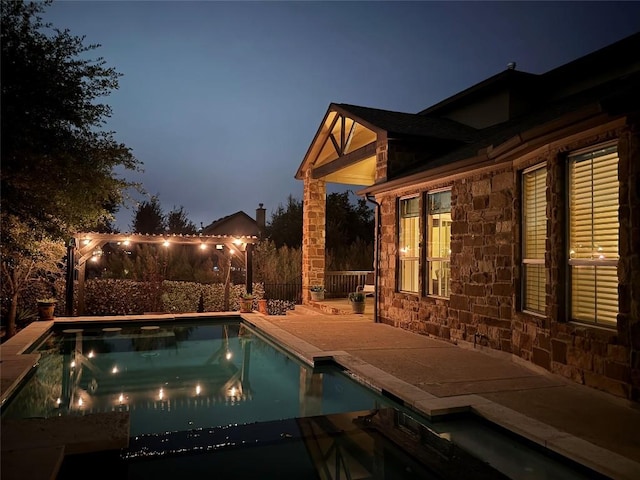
xmin=296 ymin=106 xmax=378 ymax=186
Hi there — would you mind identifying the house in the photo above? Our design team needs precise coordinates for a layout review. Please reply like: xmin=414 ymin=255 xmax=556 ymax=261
xmin=295 ymin=33 xmax=640 ymax=400
xmin=201 ymin=205 xmax=266 ymax=238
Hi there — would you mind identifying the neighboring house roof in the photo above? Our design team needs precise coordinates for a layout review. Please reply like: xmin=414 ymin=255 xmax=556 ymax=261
xmin=201 ymin=211 xmax=259 ymax=237
xmin=334 ymin=103 xmax=479 ymax=142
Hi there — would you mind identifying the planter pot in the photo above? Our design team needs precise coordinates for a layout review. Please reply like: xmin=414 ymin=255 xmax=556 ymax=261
xmin=350 ymin=301 xmax=365 ymax=314
xmin=258 ymin=299 xmax=268 ymax=315
xmin=37 ymin=302 xmax=57 ymax=320
xmin=239 ymin=298 xmax=254 ymax=313
xmin=310 ymin=291 xmax=325 ymax=302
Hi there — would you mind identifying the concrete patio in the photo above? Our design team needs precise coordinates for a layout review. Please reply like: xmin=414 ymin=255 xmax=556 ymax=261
xmin=245 ymin=303 xmax=640 ymax=480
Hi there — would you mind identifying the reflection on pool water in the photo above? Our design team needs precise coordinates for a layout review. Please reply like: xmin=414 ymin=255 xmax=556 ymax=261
xmin=3 ymin=319 xmax=605 ymax=480
xmin=2 ymin=320 xmax=389 ymax=436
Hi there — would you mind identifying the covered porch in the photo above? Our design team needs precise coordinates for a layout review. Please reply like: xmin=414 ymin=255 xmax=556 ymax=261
xmin=295 ymin=103 xmax=475 ymax=317
xmin=295 ymin=104 xmax=380 ymax=308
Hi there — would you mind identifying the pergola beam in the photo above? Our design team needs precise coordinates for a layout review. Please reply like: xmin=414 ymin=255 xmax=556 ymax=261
xmin=68 ymin=232 xmax=259 ymax=316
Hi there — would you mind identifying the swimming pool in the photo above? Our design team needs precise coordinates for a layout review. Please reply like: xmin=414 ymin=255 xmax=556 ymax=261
xmin=2 ymin=319 xmax=390 ymax=436
xmin=2 ymin=318 xmax=605 ymax=479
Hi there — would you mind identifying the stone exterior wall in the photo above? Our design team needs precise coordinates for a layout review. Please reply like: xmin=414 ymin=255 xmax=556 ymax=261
xmin=375 ymin=118 xmax=639 ymax=399
xmin=301 ymin=169 xmax=326 ymax=303
xmin=449 ymin=169 xmax=516 ymax=351
xmin=618 ymin=118 xmax=640 ymax=400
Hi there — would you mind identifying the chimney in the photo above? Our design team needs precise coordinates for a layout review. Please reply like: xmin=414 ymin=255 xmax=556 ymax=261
xmin=507 ymin=61 xmax=516 ymax=70
xmin=256 ymin=203 xmax=266 ymax=238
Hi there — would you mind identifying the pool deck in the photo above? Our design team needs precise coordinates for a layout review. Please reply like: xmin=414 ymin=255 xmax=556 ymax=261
xmin=1 ymin=307 xmax=640 ymax=479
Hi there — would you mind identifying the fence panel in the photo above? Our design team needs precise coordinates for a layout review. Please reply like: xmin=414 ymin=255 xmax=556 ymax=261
xmin=262 ymin=272 xmax=373 ymax=302
xmin=325 ymin=271 xmax=372 ymax=298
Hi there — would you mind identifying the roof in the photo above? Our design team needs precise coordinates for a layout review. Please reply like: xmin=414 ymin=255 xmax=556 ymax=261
xmin=335 ymin=103 xmax=479 ymax=142
xmin=201 ymin=211 xmax=259 ymax=237
xmin=359 ymin=68 xmax=640 ymax=196
xmin=417 ymin=69 xmax=538 ymax=117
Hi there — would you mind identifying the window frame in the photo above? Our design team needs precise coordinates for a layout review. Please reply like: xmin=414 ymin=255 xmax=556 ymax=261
xmin=397 ymin=195 xmax=420 ymax=294
xmin=521 ymin=163 xmax=547 ymax=315
xmin=425 ymin=188 xmax=452 ymax=298
xmin=567 ymin=141 xmax=619 ymax=326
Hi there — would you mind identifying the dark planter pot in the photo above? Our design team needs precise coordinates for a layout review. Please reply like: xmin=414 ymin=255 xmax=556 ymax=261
xmin=350 ymin=301 xmax=365 ymax=314
xmin=37 ymin=302 xmax=57 ymax=320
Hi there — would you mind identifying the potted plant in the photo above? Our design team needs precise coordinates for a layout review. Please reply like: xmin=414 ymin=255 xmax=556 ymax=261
xmin=348 ymin=291 xmax=366 ymax=314
xmin=257 ymin=298 xmax=268 ymax=315
xmin=310 ymin=285 xmax=325 ymax=301
xmin=239 ymin=293 xmax=254 ymax=313
xmin=36 ymin=298 xmax=57 ymax=320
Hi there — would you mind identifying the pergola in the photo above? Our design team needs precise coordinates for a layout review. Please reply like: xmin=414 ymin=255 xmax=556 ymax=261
xmin=65 ymin=232 xmax=258 ymax=315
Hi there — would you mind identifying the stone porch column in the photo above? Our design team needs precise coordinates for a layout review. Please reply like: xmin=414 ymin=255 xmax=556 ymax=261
xmin=302 ymin=169 xmax=326 ymax=303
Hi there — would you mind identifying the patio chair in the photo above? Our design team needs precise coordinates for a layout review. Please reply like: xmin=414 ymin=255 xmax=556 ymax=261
xmin=356 ymin=272 xmax=375 ymax=297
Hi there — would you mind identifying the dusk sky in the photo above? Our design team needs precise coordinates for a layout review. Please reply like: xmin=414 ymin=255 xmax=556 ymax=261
xmin=42 ymin=1 xmax=640 ymax=232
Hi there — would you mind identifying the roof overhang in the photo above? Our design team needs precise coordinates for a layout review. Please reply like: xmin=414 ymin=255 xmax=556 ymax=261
xmin=295 ymin=104 xmax=380 ymax=186
xmin=359 ymin=104 xmax=620 ymax=197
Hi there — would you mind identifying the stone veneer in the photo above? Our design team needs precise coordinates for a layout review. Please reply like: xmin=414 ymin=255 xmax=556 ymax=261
xmin=375 ymin=118 xmax=640 ymax=400
xmin=301 ymin=168 xmax=326 ymax=303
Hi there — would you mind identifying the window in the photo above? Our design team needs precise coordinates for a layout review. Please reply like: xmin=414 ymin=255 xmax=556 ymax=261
xmin=398 ymin=197 xmax=419 ymax=293
xmin=522 ymin=165 xmax=546 ymax=313
xmin=426 ymin=190 xmax=451 ymax=297
xmin=568 ymin=144 xmax=618 ymax=325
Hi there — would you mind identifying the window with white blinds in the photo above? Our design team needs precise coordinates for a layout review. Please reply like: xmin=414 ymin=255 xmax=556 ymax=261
xmin=399 ymin=197 xmax=419 ymax=293
xmin=522 ymin=165 xmax=546 ymax=314
xmin=426 ymin=190 xmax=451 ymax=297
xmin=568 ymin=144 xmax=619 ymax=325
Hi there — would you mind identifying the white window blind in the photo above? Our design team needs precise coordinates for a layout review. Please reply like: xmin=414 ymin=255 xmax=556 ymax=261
xmin=426 ymin=190 xmax=451 ymax=297
xmin=569 ymin=145 xmax=619 ymax=325
xmin=399 ymin=197 xmax=419 ymax=293
xmin=522 ymin=165 xmax=546 ymax=314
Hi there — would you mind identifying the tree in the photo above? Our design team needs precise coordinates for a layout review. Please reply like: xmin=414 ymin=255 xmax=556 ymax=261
xmin=259 ymin=191 xmax=375 ymax=282
xmin=167 ymin=205 xmax=197 ymax=234
xmin=326 ymin=192 xmax=374 ymax=251
xmin=131 ymin=196 xmax=166 ymax=234
xmin=265 ymin=192 xmax=373 ymax=250
xmin=1 ymin=216 xmax=66 ymax=337
xmin=1 ymin=0 xmax=141 ymax=337
xmin=1 ymin=1 xmax=140 ymax=239
xmin=265 ymin=195 xmax=303 ymax=248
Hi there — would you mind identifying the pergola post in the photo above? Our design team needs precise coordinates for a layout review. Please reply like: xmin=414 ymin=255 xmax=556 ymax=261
xmin=65 ymin=238 xmax=76 ymax=316
xmin=302 ymin=169 xmax=326 ymax=303
xmin=77 ymin=261 xmax=86 ymax=315
xmin=245 ymin=242 xmax=253 ymax=294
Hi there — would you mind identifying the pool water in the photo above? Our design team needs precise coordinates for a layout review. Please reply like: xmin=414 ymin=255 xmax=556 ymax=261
xmin=2 ymin=320 xmax=390 ymax=436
